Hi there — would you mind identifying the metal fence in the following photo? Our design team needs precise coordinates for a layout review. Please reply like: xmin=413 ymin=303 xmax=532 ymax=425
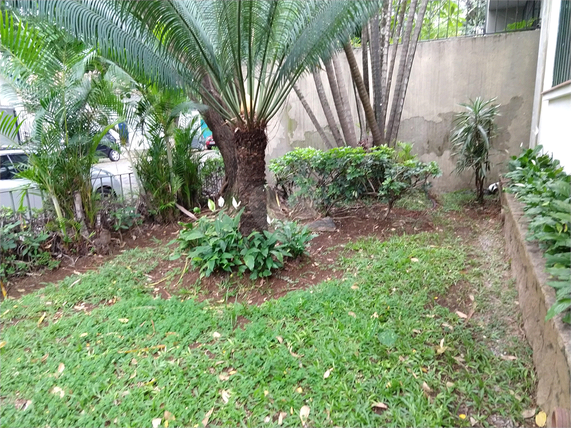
xmin=417 ymin=0 xmax=541 ymax=41
xmin=553 ymin=0 xmax=570 ymax=87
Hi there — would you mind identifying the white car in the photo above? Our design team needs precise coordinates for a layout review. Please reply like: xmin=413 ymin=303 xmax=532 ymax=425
xmin=0 ymin=148 xmax=122 ymax=212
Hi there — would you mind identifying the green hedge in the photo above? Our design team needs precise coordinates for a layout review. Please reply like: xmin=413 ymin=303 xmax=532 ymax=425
xmin=505 ymin=146 xmax=571 ymax=323
xmin=269 ymin=146 xmax=441 ymax=215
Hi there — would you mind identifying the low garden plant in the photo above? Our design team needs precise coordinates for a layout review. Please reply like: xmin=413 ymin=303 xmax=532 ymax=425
xmin=269 ymin=146 xmax=440 ymax=215
xmin=505 ymin=146 xmax=570 ymax=323
xmin=176 ymin=199 xmax=315 ymax=279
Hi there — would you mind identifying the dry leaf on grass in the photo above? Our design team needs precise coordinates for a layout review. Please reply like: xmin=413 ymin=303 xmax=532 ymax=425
xmin=299 ymin=405 xmax=310 ymax=426
xmin=323 ymin=368 xmax=333 ymax=379
xmin=372 ymin=402 xmax=388 ymax=413
xmin=212 ymin=332 xmax=221 ymax=339
xmin=278 ymin=411 xmax=287 ymax=425
xmin=470 ymin=416 xmax=477 ymax=426
xmin=411 ymin=258 xmax=419 ymax=262
xmin=164 ymin=411 xmax=175 ymax=421
xmin=535 ymin=411 xmax=547 ymax=427
xmin=51 ymin=387 xmax=65 ymax=398
xmin=521 ymin=408 xmax=536 ymax=419
xmin=151 ymin=417 xmax=162 ymax=428
xmin=221 ymin=390 xmax=231 ymax=404
xmin=56 ymin=363 xmax=65 ymax=377
xmin=500 ymin=355 xmax=517 ymax=361
xmin=264 ymin=416 xmax=271 ymax=423
xmin=118 ymin=318 xmax=129 ymax=323
xmin=219 ymin=372 xmax=229 ymax=381
xmin=202 ymin=407 xmax=214 ymax=427
xmin=276 ymin=336 xmax=283 ymax=344
xmin=455 ymin=311 xmax=468 ymax=319
xmin=422 ymin=382 xmax=433 ymax=394
xmin=351 ymin=285 xmax=359 ymax=290
xmin=348 ymin=311 xmax=356 ymax=318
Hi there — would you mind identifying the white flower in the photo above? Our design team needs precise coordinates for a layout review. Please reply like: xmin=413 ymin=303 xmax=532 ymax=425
xmin=218 ymin=196 xmax=225 ymax=208
xmin=267 ymin=215 xmax=274 ymax=225
xmin=232 ymin=197 xmax=241 ymax=209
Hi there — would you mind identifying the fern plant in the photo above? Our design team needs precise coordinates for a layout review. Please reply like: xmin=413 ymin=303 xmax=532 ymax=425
xmin=451 ymin=97 xmax=500 ymax=203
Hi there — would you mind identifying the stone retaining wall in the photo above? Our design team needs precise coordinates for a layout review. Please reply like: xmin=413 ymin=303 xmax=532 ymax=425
xmin=502 ymin=191 xmax=571 ymax=422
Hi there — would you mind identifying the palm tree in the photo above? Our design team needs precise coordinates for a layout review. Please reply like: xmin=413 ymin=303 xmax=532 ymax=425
xmin=8 ymin=0 xmax=376 ymax=234
xmin=0 ymin=12 xmax=125 ymax=237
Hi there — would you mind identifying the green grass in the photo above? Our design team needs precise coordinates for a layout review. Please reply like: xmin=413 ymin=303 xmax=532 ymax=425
xmin=0 ymin=231 xmax=534 ymax=427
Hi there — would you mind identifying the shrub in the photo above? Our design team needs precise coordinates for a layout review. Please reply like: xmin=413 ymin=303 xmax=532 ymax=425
xmin=269 ymin=146 xmax=441 ymax=216
xmin=505 ymin=146 xmax=570 ymax=323
xmin=451 ymin=97 xmax=500 ymax=204
xmin=176 ymin=200 xmax=313 ymax=279
xmin=0 ymin=216 xmax=58 ymax=281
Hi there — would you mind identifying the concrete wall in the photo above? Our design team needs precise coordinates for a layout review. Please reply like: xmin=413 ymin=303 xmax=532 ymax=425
xmin=267 ymin=30 xmax=540 ymax=192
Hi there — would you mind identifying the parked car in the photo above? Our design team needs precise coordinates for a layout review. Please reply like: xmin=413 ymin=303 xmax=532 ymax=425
xmin=205 ymin=135 xmax=216 ymax=150
xmin=0 ymin=148 xmax=122 ymax=211
xmin=96 ymin=133 xmax=121 ymax=162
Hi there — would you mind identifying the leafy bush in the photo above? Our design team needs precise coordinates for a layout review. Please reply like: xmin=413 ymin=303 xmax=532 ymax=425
xmin=269 ymin=146 xmax=440 ymax=215
xmin=505 ymin=146 xmax=570 ymax=323
xmin=273 ymin=220 xmax=316 ymax=258
xmin=451 ymin=97 xmax=500 ymax=203
xmin=0 ymin=218 xmax=57 ymax=281
xmin=177 ymin=201 xmax=313 ymax=279
xmin=108 ymin=206 xmax=143 ymax=231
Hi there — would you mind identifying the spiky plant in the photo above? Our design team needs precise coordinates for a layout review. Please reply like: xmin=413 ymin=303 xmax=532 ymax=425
xmin=7 ymin=0 xmax=377 ymax=234
xmin=451 ymin=97 xmax=500 ymax=204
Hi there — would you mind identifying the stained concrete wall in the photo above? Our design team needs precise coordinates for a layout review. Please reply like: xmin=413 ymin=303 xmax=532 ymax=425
xmin=267 ymin=30 xmax=540 ymax=191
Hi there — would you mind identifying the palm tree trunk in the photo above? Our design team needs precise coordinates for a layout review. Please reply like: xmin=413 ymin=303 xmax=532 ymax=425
xmin=386 ymin=0 xmax=419 ymax=146
xmin=235 ymin=128 xmax=268 ymax=235
xmin=293 ymin=83 xmax=333 ymax=148
xmin=325 ymin=58 xmax=357 ymax=147
xmin=361 ymin=24 xmax=370 ymax=114
xmin=388 ymin=0 xmax=429 ymax=144
xmin=342 ymin=42 xmax=383 ymax=147
xmin=313 ymin=71 xmax=344 ymax=147
xmin=200 ymin=76 xmax=238 ymax=198
xmin=369 ymin=13 xmax=382 ymax=126
xmin=378 ymin=0 xmax=392 ymax=144
xmin=332 ymin=55 xmax=357 ymax=147
xmin=382 ymin=0 xmax=408 ymax=138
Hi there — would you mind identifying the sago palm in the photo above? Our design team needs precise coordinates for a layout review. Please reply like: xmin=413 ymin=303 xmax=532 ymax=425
xmin=451 ymin=97 xmax=500 ymax=204
xmin=8 ymin=0 xmax=377 ymax=234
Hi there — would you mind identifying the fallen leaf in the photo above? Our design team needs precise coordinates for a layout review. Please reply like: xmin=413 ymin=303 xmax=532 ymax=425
xmin=219 ymin=372 xmax=229 ymax=381
xmin=535 ymin=411 xmax=547 ymax=427
xmin=278 ymin=411 xmax=287 ymax=425
xmin=412 ymin=329 xmax=421 ymax=334
xmin=152 ymin=417 xmax=162 ymax=428
xmin=131 ymin=358 xmax=137 ymax=365
xmin=264 ymin=390 xmax=269 ymax=396
xmin=470 ymin=416 xmax=477 ymax=426
xmin=455 ymin=311 xmax=468 ymax=319
xmin=80 ymin=333 xmax=88 ymax=337
xmin=37 ymin=312 xmax=46 ymax=327
xmin=323 ymin=368 xmax=333 ymax=379
xmin=221 ymin=390 xmax=231 ymax=404
xmin=202 ymin=407 xmax=214 ymax=427
xmin=411 ymin=257 xmax=419 ymax=262
xmin=469 ymin=294 xmax=475 ymax=301
xmin=501 ymin=355 xmax=517 ymax=361
xmin=372 ymin=402 xmax=388 ymax=411
xmin=351 ymin=285 xmax=359 ymax=290
xmin=436 ymin=338 xmax=448 ymax=354
xmin=296 ymin=386 xmax=303 ymax=393
xmin=299 ymin=405 xmax=310 ymax=426
xmin=288 ymin=347 xmax=301 ymax=358
xmin=20 ymin=400 xmax=32 ymax=411
xmin=51 ymin=387 xmax=65 ymax=398
xmin=0 ymin=341 xmax=6 ymax=349
xmin=422 ymin=382 xmax=432 ymax=394
xmin=130 ymin=370 xmax=137 ymax=379
xmin=164 ymin=411 xmax=175 ymax=421
xmin=442 ymin=323 xmax=454 ymax=331
xmin=56 ymin=363 xmax=65 ymax=377
xmin=446 ymin=381 xmax=455 ymax=388
xmin=118 ymin=318 xmax=129 ymax=323
xmin=264 ymin=416 xmax=271 ymax=423
xmin=348 ymin=311 xmax=356 ymax=318
xmin=212 ymin=332 xmax=221 ymax=339
xmin=371 ymin=312 xmax=379 ymax=318
xmin=276 ymin=336 xmax=283 ymax=344
xmin=228 ymin=370 xmax=237 ymax=375
xmin=459 ymin=414 xmax=466 ymax=419
xmin=453 ymin=356 xmax=465 ymax=363
xmin=521 ymin=408 xmax=536 ymax=419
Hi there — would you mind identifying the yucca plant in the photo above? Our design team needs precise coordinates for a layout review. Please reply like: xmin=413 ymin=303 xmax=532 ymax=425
xmin=451 ymin=97 xmax=500 ymax=204
xmin=8 ymin=0 xmax=377 ymax=234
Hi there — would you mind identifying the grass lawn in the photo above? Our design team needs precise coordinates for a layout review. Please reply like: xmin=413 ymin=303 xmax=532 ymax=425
xmin=0 ymin=196 xmax=535 ymax=427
